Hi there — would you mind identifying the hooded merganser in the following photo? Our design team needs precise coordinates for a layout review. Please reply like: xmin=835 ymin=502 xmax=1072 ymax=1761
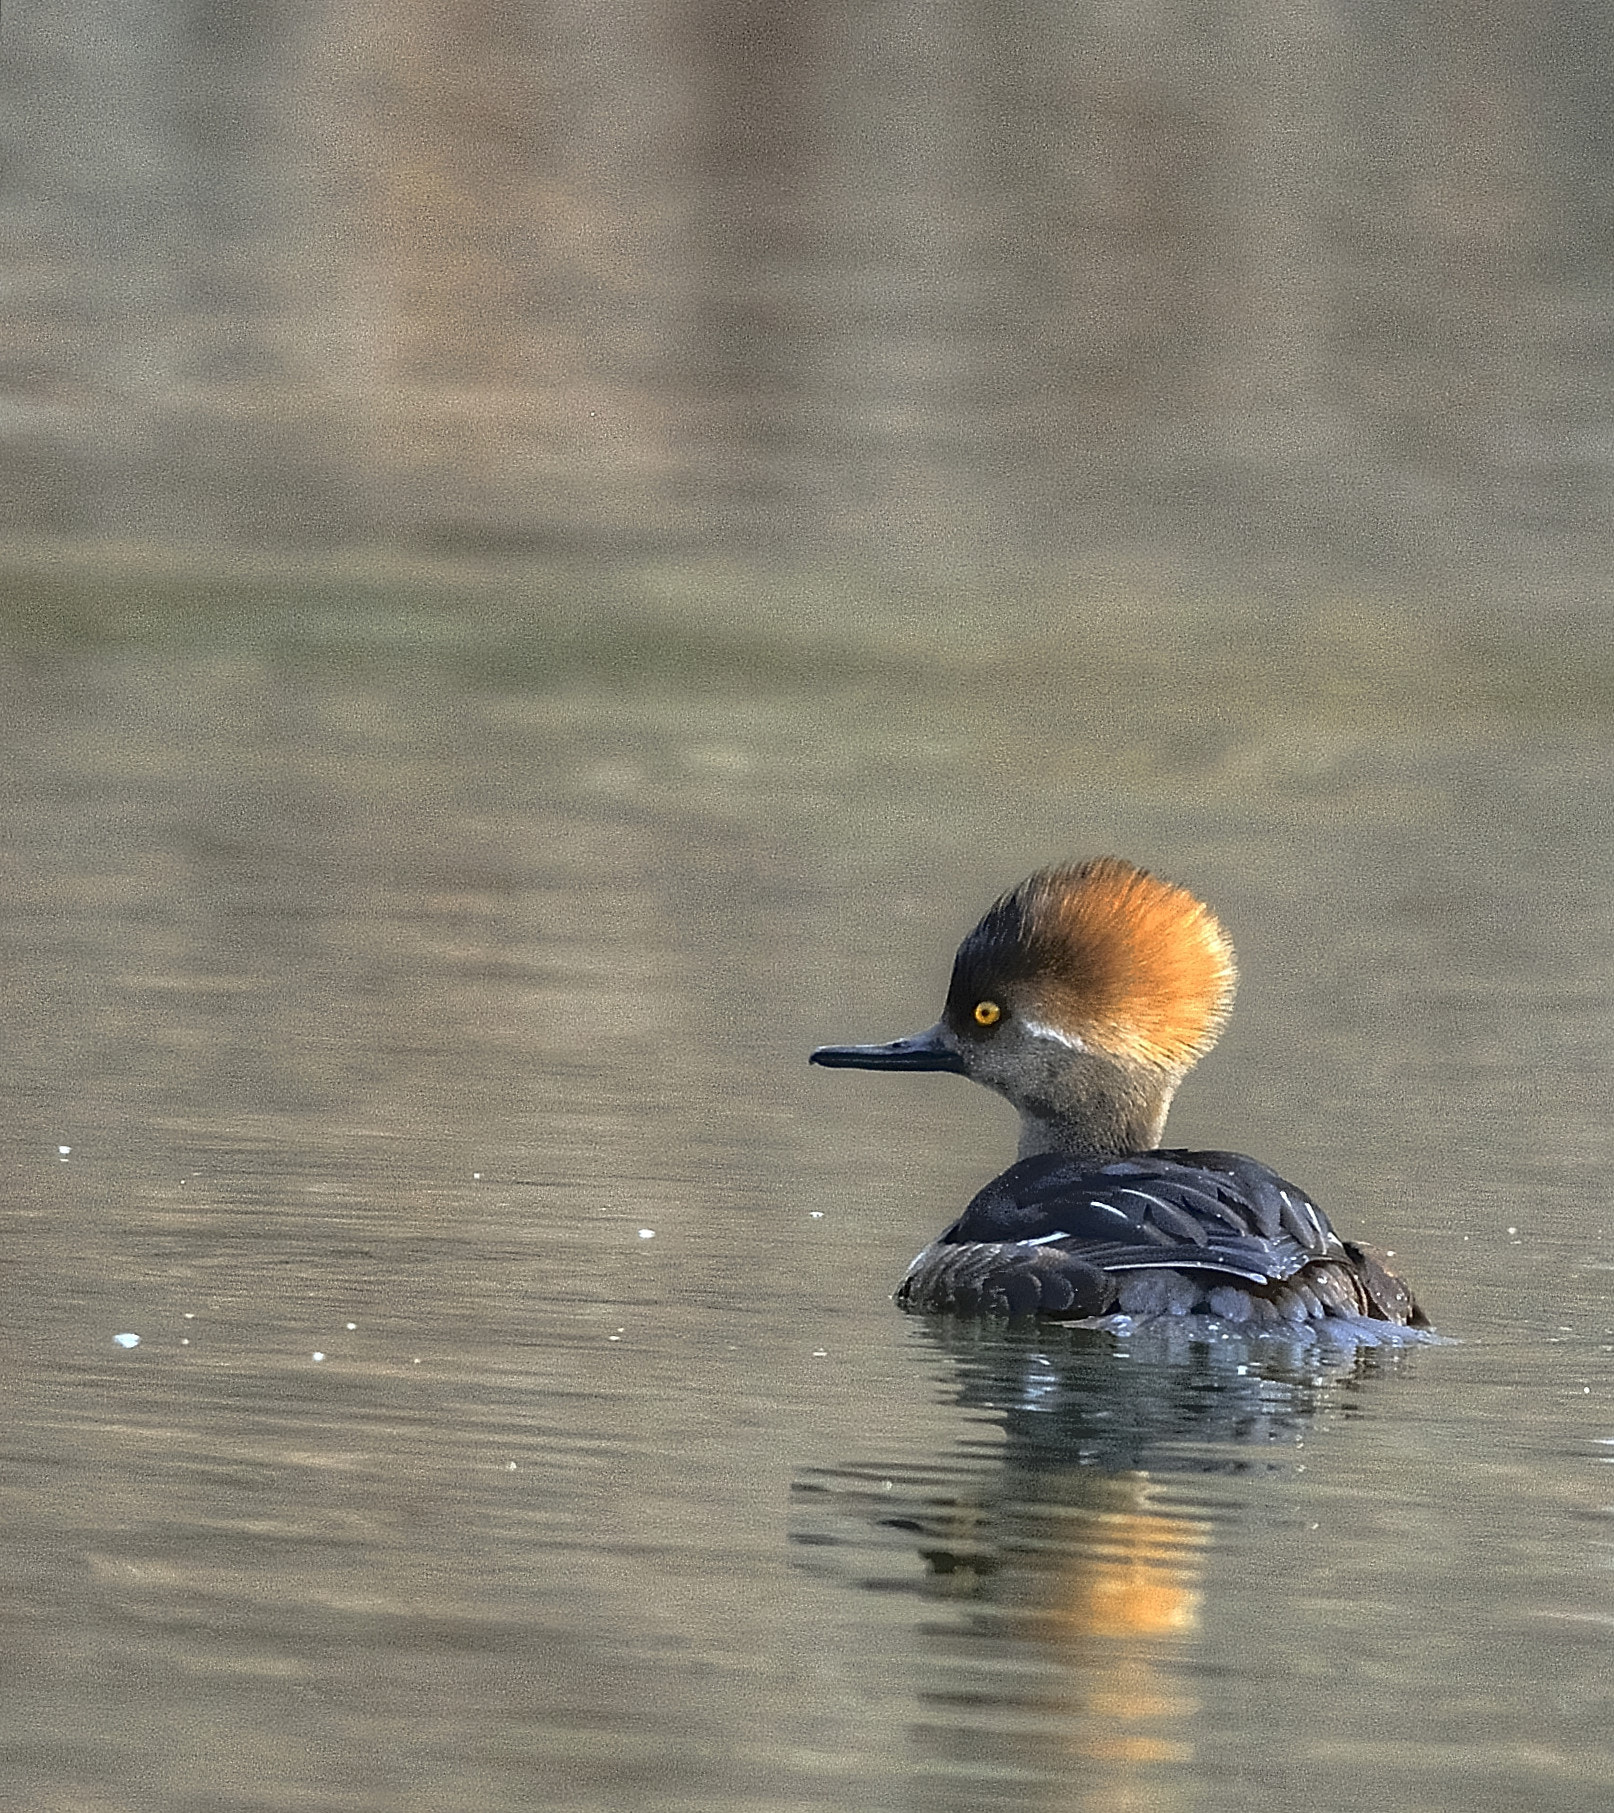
xmin=811 ymin=859 xmax=1427 ymax=1331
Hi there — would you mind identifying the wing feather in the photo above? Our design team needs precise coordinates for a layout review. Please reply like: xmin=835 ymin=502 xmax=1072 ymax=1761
xmin=937 ymin=1148 xmax=1343 ymax=1290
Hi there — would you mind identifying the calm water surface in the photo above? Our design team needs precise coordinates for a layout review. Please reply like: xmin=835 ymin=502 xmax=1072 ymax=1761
xmin=3 ymin=584 xmax=1614 ymax=1812
xmin=9 ymin=2 xmax=1614 ymax=1803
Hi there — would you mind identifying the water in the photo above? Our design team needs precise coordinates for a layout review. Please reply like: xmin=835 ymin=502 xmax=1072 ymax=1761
xmin=2 ymin=595 xmax=1613 ymax=1812
xmin=8 ymin=2 xmax=1614 ymax=1807
xmin=8 ymin=1 xmax=1614 ymax=610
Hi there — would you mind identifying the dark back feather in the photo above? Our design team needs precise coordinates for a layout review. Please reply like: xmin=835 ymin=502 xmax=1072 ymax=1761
xmin=940 ymin=1149 xmax=1343 ymax=1286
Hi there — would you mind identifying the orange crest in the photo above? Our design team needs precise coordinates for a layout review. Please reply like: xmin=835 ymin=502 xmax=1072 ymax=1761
xmin=952 ymin=859 xmax=1237 ymax=1072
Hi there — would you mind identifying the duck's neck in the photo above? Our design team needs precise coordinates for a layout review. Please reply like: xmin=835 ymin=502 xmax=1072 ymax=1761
xmin=1013 ymin=1064 xmax=1176 ymax=1163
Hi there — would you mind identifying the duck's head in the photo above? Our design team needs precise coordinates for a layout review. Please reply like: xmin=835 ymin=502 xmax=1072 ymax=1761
xmin=811 ymin=858 xmax=1237 ymax=1160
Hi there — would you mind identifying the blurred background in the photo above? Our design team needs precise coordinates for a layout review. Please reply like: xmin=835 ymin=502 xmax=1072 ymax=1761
xmin=7 ymin=0 xmax=1614 ymax=624
xmin=7 ymin=8 xmax=1614 ymax=1813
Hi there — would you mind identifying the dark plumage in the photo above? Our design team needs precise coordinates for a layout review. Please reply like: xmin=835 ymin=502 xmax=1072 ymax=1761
xmin=896 ymin=1149 xmax=1426 ymax=1327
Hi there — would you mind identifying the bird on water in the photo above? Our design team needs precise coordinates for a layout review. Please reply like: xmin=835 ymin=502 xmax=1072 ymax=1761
xmin=811 ymin=858 xmax=1427 ymax=1332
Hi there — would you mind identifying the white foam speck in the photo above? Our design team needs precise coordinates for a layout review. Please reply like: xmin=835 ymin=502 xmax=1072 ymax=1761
xmin=311 ymin=1352 xmax=325 ymax=1363
xmin=638 ymin=1228 xmax=655 ymax=1239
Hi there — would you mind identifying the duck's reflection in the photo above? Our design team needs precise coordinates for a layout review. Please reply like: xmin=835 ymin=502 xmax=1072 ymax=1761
xmin=792 ymin=1321 xmax=1418 ymax=1811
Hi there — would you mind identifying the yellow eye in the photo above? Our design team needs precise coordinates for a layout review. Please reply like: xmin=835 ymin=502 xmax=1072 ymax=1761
xmin=973 ymin=1000 xmax=1002 ymax=1027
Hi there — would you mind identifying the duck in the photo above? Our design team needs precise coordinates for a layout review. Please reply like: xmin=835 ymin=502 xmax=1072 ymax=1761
xmin=810 ymin=858 xmax=1427 ymax=1330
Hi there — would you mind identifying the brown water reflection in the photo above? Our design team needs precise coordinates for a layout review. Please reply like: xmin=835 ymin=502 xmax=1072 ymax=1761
xmin=793 ymin=1324 xmax=1405 ymax=1812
